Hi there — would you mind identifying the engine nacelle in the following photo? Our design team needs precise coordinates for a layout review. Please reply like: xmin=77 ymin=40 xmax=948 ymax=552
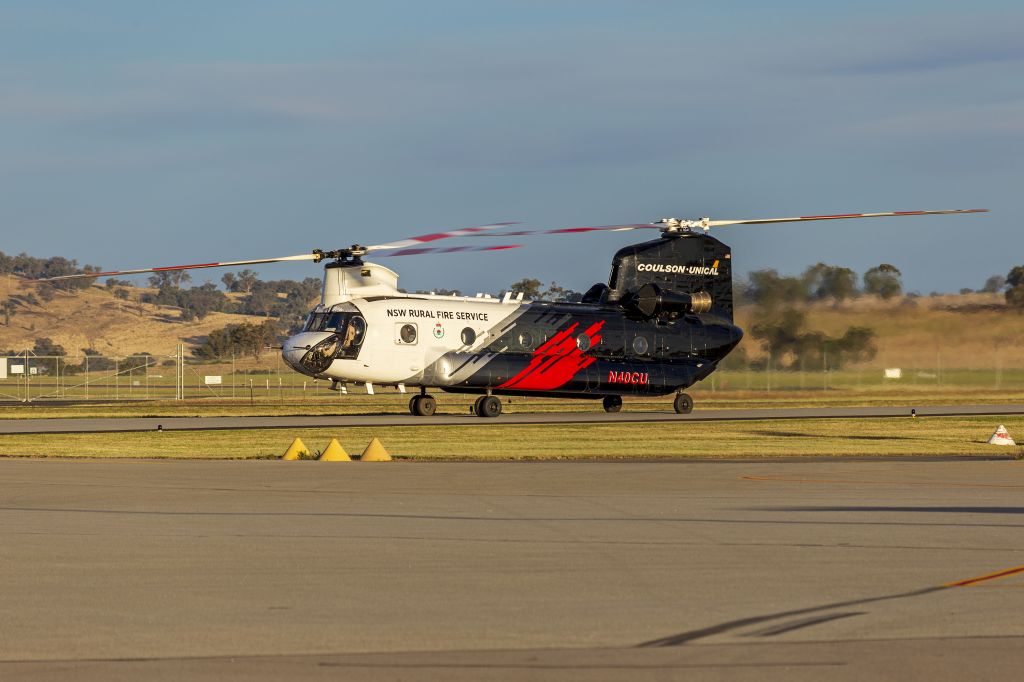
xmin=629 ymin=282 xmax=712 ymax=318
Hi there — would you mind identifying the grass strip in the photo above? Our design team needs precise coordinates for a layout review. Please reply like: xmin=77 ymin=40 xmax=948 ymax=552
xmin=0 ymin=417 xmax=1021 ymax=460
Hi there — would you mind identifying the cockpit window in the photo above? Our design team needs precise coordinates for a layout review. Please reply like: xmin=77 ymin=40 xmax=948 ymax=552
xmin=298 ymin=312 xmax=368 ymax=373
xmin=304 ymin=310 xmax=359 ymax=334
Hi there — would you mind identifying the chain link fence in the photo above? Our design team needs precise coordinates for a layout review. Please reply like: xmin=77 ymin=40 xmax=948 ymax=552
xmin=0 ymin=347 xmax=347 ymax=402
xmin=2 ymin=344 xmax=1019 ymax=403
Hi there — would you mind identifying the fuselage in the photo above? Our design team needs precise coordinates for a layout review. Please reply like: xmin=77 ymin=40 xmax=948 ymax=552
xmin=282 ymin=262 xmax=742 ymax=398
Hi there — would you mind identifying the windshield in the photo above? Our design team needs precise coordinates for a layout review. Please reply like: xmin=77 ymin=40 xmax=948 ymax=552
xmin=303 ymin=311 xmax=351 ymax=333
xmin=298 ymin=311 xmax=367 ymax=372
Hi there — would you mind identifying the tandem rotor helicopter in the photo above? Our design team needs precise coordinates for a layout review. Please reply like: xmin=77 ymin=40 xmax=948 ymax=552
xmin=39 ymin=208 xmax=986 ymax=417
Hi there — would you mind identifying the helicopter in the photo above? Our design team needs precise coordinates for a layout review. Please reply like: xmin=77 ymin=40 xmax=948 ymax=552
xmin=37 ymin=208 xmax=986 ymax=417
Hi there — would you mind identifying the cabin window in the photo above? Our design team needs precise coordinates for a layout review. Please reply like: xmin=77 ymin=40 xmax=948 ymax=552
xmin=518 ymin=331 xmax=535 ymax=350
xmin=461 ymin=327 xmax=477 ymax=345
xmin=397 ymin=323 xmax=418 ymax=345
xmin=632 ymin=336 xmax=649 ymax=355
xmin=576 ymin=334 xmax=591 ymax=352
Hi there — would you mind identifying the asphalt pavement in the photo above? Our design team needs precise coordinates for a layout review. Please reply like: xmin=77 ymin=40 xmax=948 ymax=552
xmin=2 ymin=459 xmax=1023 ymax=680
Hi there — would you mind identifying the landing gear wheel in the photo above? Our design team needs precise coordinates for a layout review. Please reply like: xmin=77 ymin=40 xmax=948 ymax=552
xmin=409 ymin=395 xmax=419 ymax=414
xmin=411 ymin=394 xmax=436 ymax=417
xmin=673 ymin=393 xmax=693 ymax=415
xmin=476 ymin=395 xmax=502 ymax=418
xmin=473 ymin=396 xmax=487 ymax=416
xmin=602 ymin=395 xmax=622 ymax=413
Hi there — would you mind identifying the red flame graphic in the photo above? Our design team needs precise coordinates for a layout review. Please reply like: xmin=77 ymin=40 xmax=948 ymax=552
xmin=499 ymin=320 xmax=605 ymax=391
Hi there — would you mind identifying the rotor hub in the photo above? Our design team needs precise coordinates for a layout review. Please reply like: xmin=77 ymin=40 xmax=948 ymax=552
xmin=656 ymin=217 xmax=711 ymax=234
xmin=313 ymin=246 xmax=368 ymax=263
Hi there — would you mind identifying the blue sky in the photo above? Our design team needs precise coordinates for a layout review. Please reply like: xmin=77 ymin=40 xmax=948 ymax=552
xmin=1 ymin=1 xmax=1021 ymax=294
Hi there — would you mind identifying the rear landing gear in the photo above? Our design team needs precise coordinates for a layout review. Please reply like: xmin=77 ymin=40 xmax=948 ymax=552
xmin=474 ymin=395 xmax=502 ymax=418
xmin=409 ymin=394 xmax=436 ymax=417
xmin=602 ymin=395 xmax=622 ymax=413
xmin=673 ymin=393 xmax=693 ymax=415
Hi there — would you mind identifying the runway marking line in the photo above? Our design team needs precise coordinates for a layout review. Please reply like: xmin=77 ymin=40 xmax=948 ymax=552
xmin=741 ymin=475 xmax=1024 ymax=489
xmin=945 ymin=564 xmax=1024 ymax=588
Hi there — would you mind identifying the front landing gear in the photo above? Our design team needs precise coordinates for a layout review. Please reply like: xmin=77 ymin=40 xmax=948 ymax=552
xmin=602 ymin=395 xmax=622 ymax=413
xmin=673 ymin=393 xmax=693 ymax=415
xmin=473 ymin=395 xmax=502 ymax=418
xmin=409 ymin=394 xmax=437 ymax=417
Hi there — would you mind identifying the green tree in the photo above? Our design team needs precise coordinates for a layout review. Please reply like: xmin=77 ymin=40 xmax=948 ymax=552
xmin=1 ymin=299 xmax=15 ymax=326
xmin=176 ymin=283 xmax=229 ymax=321
xmin=543 ymin=281 xmax=582 ymax=302
xmin=224 ymin=269 xmax=259 ymax=294
xmin=751 ymin=307 xmax=806 ymax=365
xmin=751 ymin=308 xmax=876 ymax=370
xmin=863 ymin=264 xmax=902 ymax=300
xmin=802 ymin=263 xmax=858 ymax=301
xmin=149 ymin=271 xmax=191 ymax=289
xmin=745 ymin=269 xmax=809 ymax=309
xmin=982 ymin=275 xmax=1006 ymax=293
xmin=32 ymin=337 xmax=67 ymax=375
xmin=193 ymin=321 xmax=279 ymax=360
xmin=1006 ymin=266 xmax=1024 ymax=308
xmin=509 ymin=278 xmax=543 ymax=299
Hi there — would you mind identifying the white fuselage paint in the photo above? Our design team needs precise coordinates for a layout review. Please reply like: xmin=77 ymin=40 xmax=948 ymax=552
xmin=282 ymin=262 xmax=526 ymax=386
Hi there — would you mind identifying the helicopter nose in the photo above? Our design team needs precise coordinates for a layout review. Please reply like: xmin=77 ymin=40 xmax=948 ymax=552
xmin=282 ymin=332 xmax=334 ymax=374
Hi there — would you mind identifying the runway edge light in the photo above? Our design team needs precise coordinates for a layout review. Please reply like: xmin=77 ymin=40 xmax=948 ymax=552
xmin=987 ymin=425 xmax=1016 ymax=446
xmin=282 ymin=437 xmax=310 ymax=460
xmin=360 ymin=438 xmax=392 ymax=462
xmin=319 ymin=438 xmax=352 ymax=461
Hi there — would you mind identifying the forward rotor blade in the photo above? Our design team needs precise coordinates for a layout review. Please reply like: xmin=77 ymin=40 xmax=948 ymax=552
xmin=462 ymin=223 xmax=662 ymax=238
xmin=373 ymin=244 xmax=523 ymax=257
xmin=365 ymin=221 xmax=521 ymax=252
xmin=30 ymin=253 xmax=318 ymax=283
xmin=705 ymin=208 xmax=988 ymax=228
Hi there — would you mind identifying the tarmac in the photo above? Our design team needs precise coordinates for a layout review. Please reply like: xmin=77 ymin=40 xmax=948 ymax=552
xmin=2 ymin=402 xmax=1024 ymax=433
xmin=2 ymin=458 xmax=1023 ymax=680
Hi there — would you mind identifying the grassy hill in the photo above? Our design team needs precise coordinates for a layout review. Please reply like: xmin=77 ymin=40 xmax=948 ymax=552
xmin=734 ymin=292 xmax=1024 ymax=370
xmin=0 ymin=275 xmax=274 ymax=359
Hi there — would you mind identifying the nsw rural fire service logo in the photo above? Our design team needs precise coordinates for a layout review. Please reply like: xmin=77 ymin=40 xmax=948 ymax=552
xmin=433 ymin=322 xmax=445 ymax=339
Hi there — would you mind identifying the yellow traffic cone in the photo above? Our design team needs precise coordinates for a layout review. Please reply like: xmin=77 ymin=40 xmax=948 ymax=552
xmin=360 ymin=437 xmax=392 ymax=462
xmin=281 ymin=437 xmax=309 ymax=461
xmin=318 ymin=438 xmax=352 ymax=461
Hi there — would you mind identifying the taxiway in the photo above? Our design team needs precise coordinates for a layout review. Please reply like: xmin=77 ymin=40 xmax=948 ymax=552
xmin=1 ymin=458 xmax=1023 ymax=680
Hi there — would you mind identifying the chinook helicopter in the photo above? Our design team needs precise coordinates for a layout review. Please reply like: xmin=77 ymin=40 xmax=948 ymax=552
xmin=38 ymin=209 xmax=985 ymax=417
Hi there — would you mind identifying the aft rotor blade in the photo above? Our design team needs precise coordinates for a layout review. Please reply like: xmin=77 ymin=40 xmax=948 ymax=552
xmin=365 ymin=221 xmax=521 ymax=252
xmin=30 ymin=253 xmax=318 ymax=283
xmin=373 ymin=244 xmax=523 ymax=257
xmin=706 ymin=208 xmax=988 ymax=228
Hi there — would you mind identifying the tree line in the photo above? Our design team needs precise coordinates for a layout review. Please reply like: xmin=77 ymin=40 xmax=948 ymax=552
xmin=127 ymin=270 xmax=321 ymax=330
